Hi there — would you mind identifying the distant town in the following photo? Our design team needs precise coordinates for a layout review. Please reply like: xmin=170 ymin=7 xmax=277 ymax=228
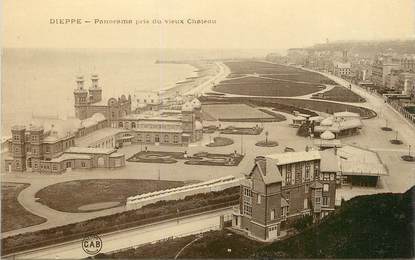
xmin=1 ymin=39 xmax=414 ymax=259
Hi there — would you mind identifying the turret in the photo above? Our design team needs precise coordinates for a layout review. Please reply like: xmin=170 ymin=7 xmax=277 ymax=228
xmin=29 ymin=125 xmax=44 ymax=172
xmin=11 ymin=126 xmax=27 ymax=171
xmin=74 ymin=76 xmax=88 ymax=120
xmin=88 ymin=74 xmax=102 ymax=103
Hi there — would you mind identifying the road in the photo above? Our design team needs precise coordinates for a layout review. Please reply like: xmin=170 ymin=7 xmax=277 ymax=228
xmin=6 ymin=207 xmax=233 ymax=259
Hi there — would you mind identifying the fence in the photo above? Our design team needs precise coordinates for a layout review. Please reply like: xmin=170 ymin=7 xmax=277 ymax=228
xmin=386 ymin=99 xmax=415 ymax=126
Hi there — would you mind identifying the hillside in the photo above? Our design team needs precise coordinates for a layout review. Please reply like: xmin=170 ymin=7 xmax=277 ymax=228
xmin=98 ymin=187 xmax=414 ymax=258
xmin=253 ymin=187 xmax=414 ymax=258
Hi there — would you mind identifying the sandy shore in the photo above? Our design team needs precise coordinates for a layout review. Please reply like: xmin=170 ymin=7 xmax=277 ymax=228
xmin=160 ymin=60 xmax=221 ymax=98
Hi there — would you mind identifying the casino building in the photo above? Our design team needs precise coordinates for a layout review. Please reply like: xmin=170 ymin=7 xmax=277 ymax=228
xmin=73 ymin=75 xmax=132 ymax=122
xmin=3 ymin=74 xmax=204 ymax=173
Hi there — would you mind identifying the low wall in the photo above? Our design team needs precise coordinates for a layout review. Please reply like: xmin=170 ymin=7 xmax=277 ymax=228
xmin=126 ymin=176 xmax=242 ymax=210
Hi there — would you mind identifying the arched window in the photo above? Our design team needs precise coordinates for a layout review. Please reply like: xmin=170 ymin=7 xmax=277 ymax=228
xmin=146 ymin=134 xmax=151 ymax=143
xmin=131 ymin=122 xmax=136 ymax=128
xmin=118 ymin=121 xmax=123 ymax=128
xmin=164 ymin=134 xmax=169 ymax=143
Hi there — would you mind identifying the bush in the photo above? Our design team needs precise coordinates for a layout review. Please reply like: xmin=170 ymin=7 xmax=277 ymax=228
xmin=293 ymin=215 xmax=313 ymax=232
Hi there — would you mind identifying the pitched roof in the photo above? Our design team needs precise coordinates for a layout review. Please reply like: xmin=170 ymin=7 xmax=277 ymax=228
xmin=310 ymin=181 xmax=323 ymax=189
xmin=319 ymin=149 xmax=341 ymax=172
xmin=266 ymin=151 xmax=321 ymax=165
xmin=253 ymin=158 xmax=282 ymax=185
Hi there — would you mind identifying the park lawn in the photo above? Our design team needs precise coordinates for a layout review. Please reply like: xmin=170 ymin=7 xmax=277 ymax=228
xmin=312 ymin=86 xmax=366 ymax=102
xmin=202 ymin=103 xmax=274 ymax=120
xmin=206 ymin=137 xmax=234 ymax=147
xmin=35 ymin=179 xmax=184 ymax=213
xmin=215 ymin=77 xmax=324 ymax=97
xmin=1 ymin=183 xmax=47 ymax=232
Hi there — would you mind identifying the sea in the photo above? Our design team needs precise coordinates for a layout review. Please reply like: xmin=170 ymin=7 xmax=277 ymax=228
xmin=1 ymin=48 xmax=273 ymax=136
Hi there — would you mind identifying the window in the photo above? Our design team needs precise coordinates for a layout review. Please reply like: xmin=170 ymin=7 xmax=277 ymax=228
xmin=14 ymin=135 xmax=20 ymax=141
xmin=323 ymin=173 xmax=330 ymax=181
xmin=314 ymin=163 xmax=320 ymax=180
xmin=155 ymin=135 xmax=160 ymax=143
xmin=257 ymin=194 xmax=261 ymax=204
xmin=323 ymin=197 xmax=329 ymax=206
xmin=31 ymin=135 xmax=36 ymax=141
xmin=243 ymin=187 xmax=253 ymax=197
xmin=137 ymin=134 xmax=142 ymax=142
xmin=243 ymin=202 xmax=252 ymax=216
xmin=146 ymin=134 xmax=151 ymax=143
xmin=173 ymin=135 xmax=179 ymax=144
xmin=286 ymin=191 xmax=291 ymax=201
xmin=270 ymin=209 xmax=275 ymax=220
xmin=330 ymin=173 xmax=335 ymax=181
xmin=164 ymin=134 xmax=169 ymax=143
xmin=52 ymin=165 xmax=57 ymax=171
xmin=45 ymin=146 xmax=50 ymax=153
xmin=315 ymin=197 xmax=321 ymax=204
xmin=305 ymin=183 xmax=309 ymax=193
xmin=286 ymin=165 xmax=292 ymax=185
xmin=323 ymin=184 xmax=329 ymax=192
xmin=111 ymin=111 xmax=115 ymax=118
xmin=305 ymin=162 xmax=311 ymax=180
xmin=131 ymin=122 xmax=136 ymax=128
xmin=118 ymin=122 xmax=123 ymax=128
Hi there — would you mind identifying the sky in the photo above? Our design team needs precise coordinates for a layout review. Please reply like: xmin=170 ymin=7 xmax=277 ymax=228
xmin=2 ymin=0 xmax=415 ymax=49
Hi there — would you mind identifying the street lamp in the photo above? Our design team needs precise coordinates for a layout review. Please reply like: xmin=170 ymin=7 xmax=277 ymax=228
xmin=409 ymin=145 xmax=412 ymax=157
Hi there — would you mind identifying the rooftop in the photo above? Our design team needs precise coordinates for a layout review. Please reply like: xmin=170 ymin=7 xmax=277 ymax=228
xmin=266 ymin=151 xmax=321 ymax=165
xmin=50 ymin=153 xmax=92 ymax=162
xmin=65 ymin=146 xmax=116 ymax=155
xmin=75 ymin=127 xmax=127 ymax=147
xmin=255 ymin=158 xmax=282 ymax=185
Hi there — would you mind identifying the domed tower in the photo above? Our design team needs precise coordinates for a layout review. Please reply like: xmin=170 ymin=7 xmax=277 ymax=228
xmin=88 ymin=74 xmax=102 ymax=104
xmin=74 ymin=76 xmax=89 ymax=120
xmin=190 ymin=98 xmax=202 ymax=121
xmin=181 ymin=102 xmax=195 ymax=141
xmin=29 ymin=125 xmax=44 ymax=172
xmin=11 ymin=126 xmax=27 ymax=172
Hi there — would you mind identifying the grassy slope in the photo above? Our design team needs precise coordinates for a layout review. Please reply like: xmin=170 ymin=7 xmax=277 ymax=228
xmin=254 ymin=188 xmax=414 ymax=258
xmin=35 ymin=179 xmax=184 ymax=213
xmin=1 ymin=183 xmax=47 ymax=232
xmin=96 ymin=188 xmax=414 ymax=258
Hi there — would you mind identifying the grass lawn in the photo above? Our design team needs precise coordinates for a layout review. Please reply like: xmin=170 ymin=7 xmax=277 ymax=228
xmin=206 ymin=137 xmax=234 ymax=147
xmin=271 ymin=98 xmax=376 ymax=119
xmin=1 ymin=183 xmax=47 ymax=232
xmin=312 ymin=86 xmax=366 ymax=102
xmin=215 ymin=77 xmax=324 ymax=97
xmin=255 ymin=140 xmax=279 ymax=147
xmin=35 ymin=179 xmax=184 ymax=213
xmin=214 ymin=61 xmax=336 ymax=97
xmin=127 ymin=151 xmax=187 ymax=164
xmin=202 ymin=103 xmax=275 ymax=121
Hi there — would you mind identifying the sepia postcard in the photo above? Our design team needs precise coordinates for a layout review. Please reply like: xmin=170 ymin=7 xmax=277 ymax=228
xmin=1 ymin=0 xmax=415 ymax=259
